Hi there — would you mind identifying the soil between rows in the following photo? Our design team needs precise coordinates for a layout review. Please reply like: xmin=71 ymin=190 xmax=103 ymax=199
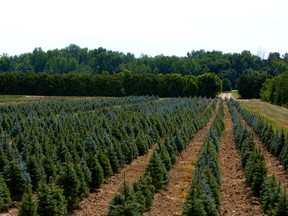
xmin=219 ymin=104 xmax=265 ymax=216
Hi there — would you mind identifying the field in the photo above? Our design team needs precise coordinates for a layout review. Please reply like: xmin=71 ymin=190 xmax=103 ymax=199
xmin=0 ymin=95 xmax=288 ymax=216
xmin=239 ymin=99 xmax=288 ymax=130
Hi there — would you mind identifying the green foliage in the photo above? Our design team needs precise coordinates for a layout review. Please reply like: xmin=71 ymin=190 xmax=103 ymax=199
xmin=0 ymin=174 xmax=11 ymax=211
xmin=18 ymin=185 xmax=38 ymax=216
xmin=237 ymin=73 xmax=271 ymax=99
xmin=2 ymin=160 xmax=27 ymax=200
xmin=260 ymin=72 xmax=288 ymax=106
xmin=56 ymin=162 xmax=80 ymax=210
xmin=260 ymin=176 xmax=281 ymax=215
xmin=222 ymin=78 xmax=232 ymax=91
xmin=144 ymin=151 xmax=168 ymax=190
xmin=96 ymin=151 xmax=113 ymax=178
xmin=108 ymin=181 xmax=141 ymax=216
xmin=87 ymin=156 xmax=104 ymax=189
xmin=37 ymin=179 xmax=67 ymax=216
xmin=197 ymin=73 xmax=222 ymax=98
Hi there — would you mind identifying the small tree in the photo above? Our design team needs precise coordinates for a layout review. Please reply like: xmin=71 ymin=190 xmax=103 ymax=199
xmin=37 ymin=178 xmax=67 ymax=216
xmin=0 ymin=174 xmax=11 ymax=211
xmin=18 ymin=185 xmax=38 ymax=216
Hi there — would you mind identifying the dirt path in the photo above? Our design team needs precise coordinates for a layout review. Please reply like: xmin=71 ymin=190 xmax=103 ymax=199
xmin=72 ymin=145 xmax=157 ymax=216
xmin=248 ymin=127 xmax=288 ymax=188
xmin=219 ymin=93 xmax=234 ymax=100
xmin=144 ymin=104 xmax=219 ymax=216
xmin=219 ymin=104 xmax=265 ymax=216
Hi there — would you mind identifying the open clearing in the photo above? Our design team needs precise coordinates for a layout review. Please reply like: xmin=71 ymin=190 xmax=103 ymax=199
xmin=239 ymin=99 xmax=288 ymax=129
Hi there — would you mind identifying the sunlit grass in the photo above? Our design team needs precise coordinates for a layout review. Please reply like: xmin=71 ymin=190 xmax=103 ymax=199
xmin=231 ymin=90 xmax=240 ymax=99
xmin=239 ymin=99 xmax=288 ymax=130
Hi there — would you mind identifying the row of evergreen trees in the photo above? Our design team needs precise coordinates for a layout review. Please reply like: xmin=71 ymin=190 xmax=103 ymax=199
xmin=107 ymin=99 xmax=218 ymax=215
xmin=0 ymin=72 xmax=222 ymax=98
xmin=227 ymin=99 xmax=288 ymax=215
xmin=0 ymin=96 xmax=213 ymax=214
xmin=182 ymin=100 xmax=225 ymax=216
xmin=231 ymin=99 xmax=288 ymax=172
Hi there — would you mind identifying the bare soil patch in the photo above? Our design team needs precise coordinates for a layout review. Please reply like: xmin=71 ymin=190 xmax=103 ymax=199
xmin=219 ymin=104 xmax=265 ymax=216
xmin=144 ymin=104 xmax=219 ymax=216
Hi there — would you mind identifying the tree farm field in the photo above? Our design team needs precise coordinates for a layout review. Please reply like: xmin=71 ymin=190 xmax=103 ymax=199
xmin=1 ymin=95 xmax=288 ymax=216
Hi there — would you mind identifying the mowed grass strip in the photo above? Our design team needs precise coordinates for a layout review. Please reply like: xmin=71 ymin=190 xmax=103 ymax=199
xmin=239 ymin=99 xmax=288 ymax=130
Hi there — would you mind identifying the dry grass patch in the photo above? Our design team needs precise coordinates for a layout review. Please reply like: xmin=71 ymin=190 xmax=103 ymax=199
xmin=239 ymin=99 xmax=288 ymax=130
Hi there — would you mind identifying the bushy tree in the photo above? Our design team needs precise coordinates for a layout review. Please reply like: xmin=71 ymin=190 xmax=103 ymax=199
xmin=144 ymin=151 xmax=168 ymax=190
xmin=56 ymin=162 xmax=80 ymax=210
xmin=108 ymin=181 xmax=140 ymax=216
xmin=3 ymin=160 xmax=27 ymax=200
xmin=18 ymin=185 xmax=38 ymax=216
xmin=0 ymin=174 xmax=11 ymax=211
xmin=37 ymin=179 xmax=67 ymax=216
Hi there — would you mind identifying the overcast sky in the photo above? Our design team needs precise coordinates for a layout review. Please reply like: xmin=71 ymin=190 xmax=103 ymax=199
xmin=1 ymin=0 xmax=287 ymax=57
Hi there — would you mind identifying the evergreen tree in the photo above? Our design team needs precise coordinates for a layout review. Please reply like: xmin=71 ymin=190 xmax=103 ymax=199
xmin=56 ymin=161 xmax=80 ymax=210
xmin=0 ymin=174 xmax=11 ymax=211
xmin=18 ymin=185 xmax=38 ymax=216
xmin=3 ymin=160 xmax=27 ymax=200
xmin=108 ymin=143 xmax=120 ymax=173
xmin=108 ymin=181 xmax=140 ymax=216
xmin=37 ymin=179 xmax=67 ymax=216
xmin=144 ymin=151 xmax=168 ymax=190
xmin=260 ymin=175 xmax=281 ymax=215
xmin=173 ymin=132 xmax=184 ymax=153
xmin=97 ymin=151 xmax=113 ymax=178
xmin=87 ymin=156 xmax=104 ymax=188
xmin=133 ymin=176 xmax=155 ymax=213
xmin=75 ymin=162 xmax=90 ymax=200
xmin=273 ymin=188 xmax=288 ymax=216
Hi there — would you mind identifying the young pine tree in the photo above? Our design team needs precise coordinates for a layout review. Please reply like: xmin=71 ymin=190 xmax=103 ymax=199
xmin=108 ymin=181 xmax=140 ymax=216
xmin=18 ymin=185 xmax=38 ymax=216
xmin=56 ymin=161 xmax=80 ymax=211
xmin=3 ymin=160 xmax=27 ymax=200
xmin=37 ymin=178 xmax=67 ymax=216
xmin=0 ymin=174 xmax=11 ymax=211
xmin=144 ymin=151 xmax=168 ymax=190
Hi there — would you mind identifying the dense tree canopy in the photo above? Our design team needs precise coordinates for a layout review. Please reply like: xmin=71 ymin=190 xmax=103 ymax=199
xmin=1 ymin=44 xmax=288 ymax=91
xmin=0 ymin=72 xmax=222 ymax=98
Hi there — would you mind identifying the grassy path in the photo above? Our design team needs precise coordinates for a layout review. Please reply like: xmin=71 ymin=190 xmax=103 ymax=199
xmin=219 ymin=104 xmax=265 ymax=216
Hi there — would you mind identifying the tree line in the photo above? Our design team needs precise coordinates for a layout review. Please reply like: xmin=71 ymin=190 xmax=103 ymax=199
xmin=0 ymin=72 xmax=222 ymax=98
xmin=1 ymin=44 xmax=288 ymax=89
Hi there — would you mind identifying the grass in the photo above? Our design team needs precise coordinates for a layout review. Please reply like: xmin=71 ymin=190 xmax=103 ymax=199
xmin=230 ymin=90 xmax=240 ymax=99
xmin=239 ymin=99 xmax=288 ymax=130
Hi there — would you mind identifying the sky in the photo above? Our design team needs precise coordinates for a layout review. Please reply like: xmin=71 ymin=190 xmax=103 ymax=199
xmin=1 ymin=0 xmax=288 ymax=58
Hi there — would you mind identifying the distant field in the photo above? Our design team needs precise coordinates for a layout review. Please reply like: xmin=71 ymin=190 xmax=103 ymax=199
xmin=0 ymin=95 xmax=106 ymax=105
xmin=239 ymin=99 xmax=288 ymax=130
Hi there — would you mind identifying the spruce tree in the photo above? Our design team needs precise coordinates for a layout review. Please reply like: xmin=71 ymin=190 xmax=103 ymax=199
xmin=97 ymin=151 xmax=113 ymax=178
xmin=108 ymin=181 xmax=140 ymax=216
xmin=18 ymin=185 xmax=38 ymax=216
xmin=144 ymin=151 xmax=168 ymax=190
xmin=87 ymin=156 xmax=104 ymax=189
xmin=37 ymin=178 xmax=67 ymax=216
xmin=3 ymin=160 xmax=27 ymax=200
xmin=0 ymin=174 xmax=11 ymax=211
xmin=56 ymin=161 xmax=80 ymax=210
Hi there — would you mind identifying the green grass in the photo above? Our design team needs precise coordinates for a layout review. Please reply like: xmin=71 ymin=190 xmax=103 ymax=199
xmin=239 ymin=99 xmax=288 ymax=130
xmin=231 ymin=90 xmax=240 ymax=99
